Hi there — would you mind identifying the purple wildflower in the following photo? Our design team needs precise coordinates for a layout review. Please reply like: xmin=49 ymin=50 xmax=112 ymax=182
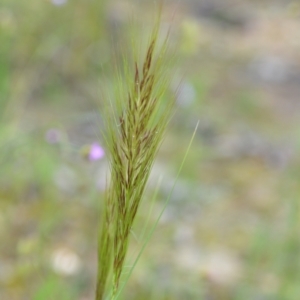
xmin=45 ymin=129 xmax=62 ymax=144
xmin=88 ymin=143 xmax=105 ymax=161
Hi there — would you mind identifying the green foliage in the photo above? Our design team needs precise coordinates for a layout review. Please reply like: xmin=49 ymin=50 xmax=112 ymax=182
xmin=33 ymin=276 xmax=74 ymax=300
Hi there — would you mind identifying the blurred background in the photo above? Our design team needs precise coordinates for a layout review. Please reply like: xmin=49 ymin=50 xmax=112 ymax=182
xmin=2 ymin=0 xmax=300 ymax=299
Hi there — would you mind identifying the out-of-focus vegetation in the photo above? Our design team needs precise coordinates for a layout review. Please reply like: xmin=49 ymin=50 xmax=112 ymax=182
xmin=2 ymin=0 xmax=300 ymax=299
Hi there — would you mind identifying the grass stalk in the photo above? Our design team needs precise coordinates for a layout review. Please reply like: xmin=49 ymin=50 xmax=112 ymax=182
xmin=95 ymin=9 xmax=175 ymax=300
xmin=113 ymin=121 xmax=199 ymax=300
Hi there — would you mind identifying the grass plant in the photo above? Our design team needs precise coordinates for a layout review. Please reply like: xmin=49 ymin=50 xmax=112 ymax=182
xmin=95 ymin=10 xmax=175 ymax=300
xmin=3 ymin=1 xmax=300 ymax=300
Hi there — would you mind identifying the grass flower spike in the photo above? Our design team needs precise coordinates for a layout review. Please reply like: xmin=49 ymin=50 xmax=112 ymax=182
xmin=96 ymin=12 xmax=174 ymax=300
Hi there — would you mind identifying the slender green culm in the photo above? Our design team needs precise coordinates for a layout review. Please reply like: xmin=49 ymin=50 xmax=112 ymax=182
xmin=95 ymin=9 xmax=174 ymax=300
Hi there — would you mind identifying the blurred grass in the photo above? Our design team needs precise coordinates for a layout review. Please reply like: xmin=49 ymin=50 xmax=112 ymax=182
xmin=1 ymin=0 xmax=300 ymax=299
